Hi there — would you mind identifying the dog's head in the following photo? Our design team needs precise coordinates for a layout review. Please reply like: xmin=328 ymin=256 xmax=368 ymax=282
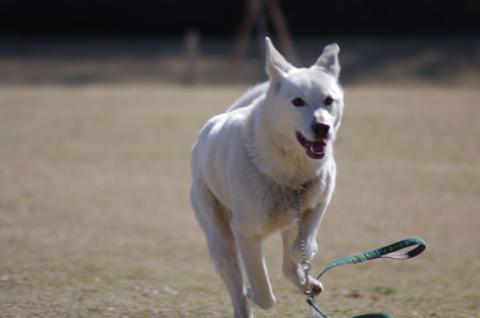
xmin=263 ymin=37 xmax=344 ymax=160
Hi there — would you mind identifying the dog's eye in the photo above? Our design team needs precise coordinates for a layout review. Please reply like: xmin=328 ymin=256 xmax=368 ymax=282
xmin=291 ymin=97 xmax=306 ymax=107
xmin=324 ymin=96 xmax=334 ymax=106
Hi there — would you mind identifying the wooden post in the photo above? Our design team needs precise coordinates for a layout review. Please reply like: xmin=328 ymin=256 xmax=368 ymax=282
xmin=183 ymin=30 xmax=200 ymax=84
xmin=231 ymin=0 xmax=298 ymax=81
xmin=265 ymin=0 xmax=299 ymax=65
xmin=231 ymin=0 xmax=262 ymax=81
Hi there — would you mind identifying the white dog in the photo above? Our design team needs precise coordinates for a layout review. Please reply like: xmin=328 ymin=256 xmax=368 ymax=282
xmin=190 ymin=37 xmax=344 ymax=318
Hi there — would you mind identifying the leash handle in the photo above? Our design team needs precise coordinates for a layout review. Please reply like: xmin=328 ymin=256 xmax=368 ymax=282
xmin=307 ymin=237 xmax=426 ymax=318
xmin=316 ymin=237 xmax=426 ymax=279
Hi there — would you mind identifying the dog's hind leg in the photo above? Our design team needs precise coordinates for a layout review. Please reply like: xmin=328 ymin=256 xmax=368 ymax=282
xmin=191 ymin=185 xmax=252 ymax=318
xmin=235 ymin=232 xmax=276 ymax=310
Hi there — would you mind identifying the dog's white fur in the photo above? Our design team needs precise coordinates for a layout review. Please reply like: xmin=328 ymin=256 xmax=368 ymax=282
xmin=190 ymin=38 xmax=344 ymax=318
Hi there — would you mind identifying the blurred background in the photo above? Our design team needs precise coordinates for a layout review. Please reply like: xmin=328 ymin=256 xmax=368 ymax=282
xmin=0 ymin=1 xmax=479 ymax=318
xmin=1 ymin=0 xmax=479 ymax=85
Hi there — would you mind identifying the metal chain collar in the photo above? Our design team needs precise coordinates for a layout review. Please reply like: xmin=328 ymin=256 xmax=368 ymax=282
xmin=294 ymin=188 xmax=313 ymax=297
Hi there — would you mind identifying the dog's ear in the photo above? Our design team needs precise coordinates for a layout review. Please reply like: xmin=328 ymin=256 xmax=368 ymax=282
xmin=314 ymin=43 xmax=341 ymax=78
xmin=265 ymin=37 xmax=293 ymax=81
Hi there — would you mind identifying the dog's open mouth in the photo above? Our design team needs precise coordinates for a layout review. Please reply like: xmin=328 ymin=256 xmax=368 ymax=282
xmin=296 ymin=131 xmax=327 ymax=159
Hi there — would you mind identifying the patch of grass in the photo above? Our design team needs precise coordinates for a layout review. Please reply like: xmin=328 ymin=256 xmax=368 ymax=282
xmin=374 ymin=286 xmax=396 ymax=296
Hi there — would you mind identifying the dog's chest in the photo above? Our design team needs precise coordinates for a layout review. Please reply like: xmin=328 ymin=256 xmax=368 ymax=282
xmin=261 ymin=178 xmax=326 ymax=232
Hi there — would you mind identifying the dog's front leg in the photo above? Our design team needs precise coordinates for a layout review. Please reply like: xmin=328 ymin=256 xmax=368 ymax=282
xmin=282 ymin=225 xmax=322 ymax=296
xmin=293 ymin=205 xmax=327 ymax=262
xmin=282 ymin=204 xmax=328 ymax=295
xmin=235 ymin=232 xmax=276 ymax=310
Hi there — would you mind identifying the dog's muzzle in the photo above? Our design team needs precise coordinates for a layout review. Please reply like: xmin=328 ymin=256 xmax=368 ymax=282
xmin=296 ymin=131 xmax=327 ymax=159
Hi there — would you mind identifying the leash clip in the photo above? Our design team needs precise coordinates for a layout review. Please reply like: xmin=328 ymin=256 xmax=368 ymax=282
xmin=300 ymin=260 xmax=311 ymax=273
xmin=300 ymin=260 xmax=313 ymax=296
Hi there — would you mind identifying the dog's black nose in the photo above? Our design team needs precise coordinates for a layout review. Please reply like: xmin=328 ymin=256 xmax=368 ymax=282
xmin=311 ymin=122 xmax=330 ymax=139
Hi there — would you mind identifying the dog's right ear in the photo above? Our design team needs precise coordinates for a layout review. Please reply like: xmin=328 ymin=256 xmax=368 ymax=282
xmin=265 ymin=37 xmax=292 ymax=82
xmin=314 ymin=43 xmax=341 ymax=78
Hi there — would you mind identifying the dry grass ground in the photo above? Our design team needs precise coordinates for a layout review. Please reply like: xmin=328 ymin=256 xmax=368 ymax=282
xmin=0 ymin=83 xmax=479 ymax=318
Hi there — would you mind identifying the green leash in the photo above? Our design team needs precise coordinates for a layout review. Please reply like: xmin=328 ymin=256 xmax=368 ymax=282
xmin=306 ymin=237 xmax=427 ymax=318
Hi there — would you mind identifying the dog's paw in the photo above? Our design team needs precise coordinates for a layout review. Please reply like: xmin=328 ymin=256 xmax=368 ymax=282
xmin=306 ymin=276 xmax=323 ymax=296
xmin=293 ymin=265 xmax=323 ymax=296
xmin=247 ymin=288 xmax=276 ymax=309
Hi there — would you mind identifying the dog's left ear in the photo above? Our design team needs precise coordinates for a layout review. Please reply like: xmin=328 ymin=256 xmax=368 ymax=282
xmin=314 ymin=43 xmax=341 ymax=78
xmin=265 ymin=37 xmax=293 ymax=81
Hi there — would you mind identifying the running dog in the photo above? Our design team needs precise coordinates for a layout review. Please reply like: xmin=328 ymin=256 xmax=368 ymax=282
xmin=190 ymin=37 xmax=344 ymax=318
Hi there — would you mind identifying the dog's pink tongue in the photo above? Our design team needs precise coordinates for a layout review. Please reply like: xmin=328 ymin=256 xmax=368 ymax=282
xmin=312 ymin=141 xmax=326 ymax=153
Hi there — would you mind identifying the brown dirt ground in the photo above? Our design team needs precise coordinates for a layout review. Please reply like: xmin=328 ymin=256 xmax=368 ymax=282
xmin=0 ymin=83 xmax=479 ymax=318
